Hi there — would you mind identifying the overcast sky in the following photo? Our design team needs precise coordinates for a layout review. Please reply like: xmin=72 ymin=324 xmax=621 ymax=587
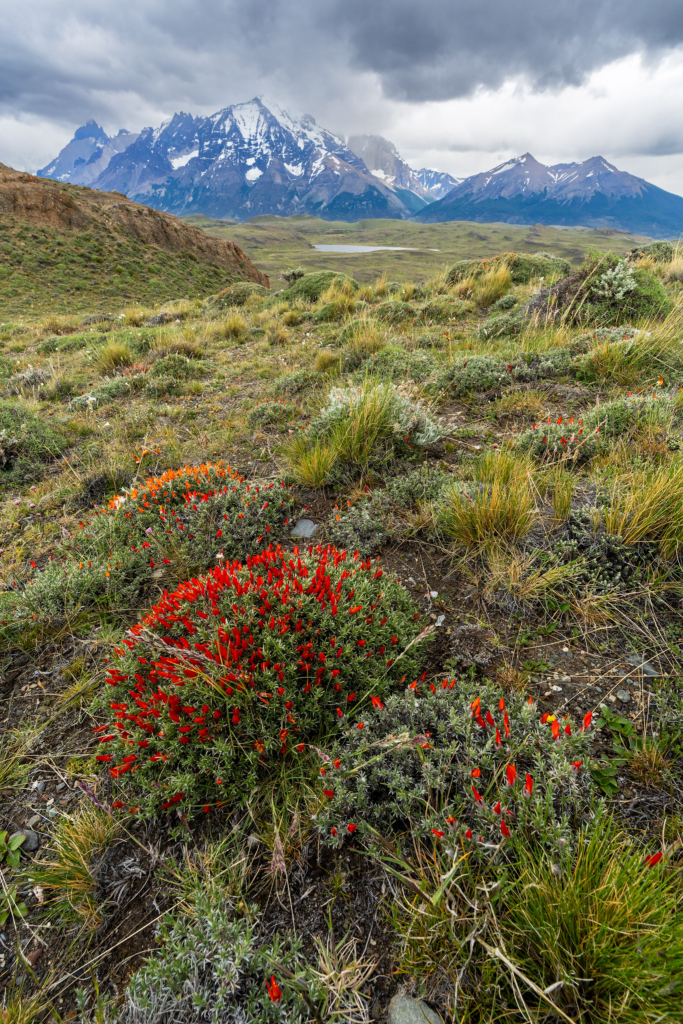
xmin=2 ymin=0 xmax=683 ymax=194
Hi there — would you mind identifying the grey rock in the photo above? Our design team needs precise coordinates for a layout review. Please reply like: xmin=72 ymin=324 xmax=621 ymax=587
xmin=291 ymin=518 xmax=318 ymax=539
xmin=81 ymin=314 xmax=114 ymax=326
xmin=144 ymin=312 xmax=173 ymax=327
xmin=47 ymin=806 xmax=59 ymax=818
xmin=625 ymin=654 xmax=659 ymax=677
xmin=10 ymin=829 xmax=39 ymax=852
xmin=388 ymin=994 xmax=442 ymax=1024
xmin=33 ymin=780 xmax=45 ymax=793
xmin=55 ymin=783 xmax=66 ymax=792
xmin=27 ymin=815 xmax=41 ymax=829
xmin=617 ymin=690 xmax=631 ymax=703
xmin=561 ymin=675 xmax=572 ymax=683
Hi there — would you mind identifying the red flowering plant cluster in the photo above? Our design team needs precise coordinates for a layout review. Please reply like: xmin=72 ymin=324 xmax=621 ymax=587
xmin=23 ymin=462 xmax=294 ymax=614
xmin=92 ymin=543 xmax=429 ymax=817
xmin=314 ymin=676 xmax=595 ymax=857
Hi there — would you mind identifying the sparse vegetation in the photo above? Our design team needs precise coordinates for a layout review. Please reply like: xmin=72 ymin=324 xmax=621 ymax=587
xmin=2 ymin=222 xmax=683 ymax=1024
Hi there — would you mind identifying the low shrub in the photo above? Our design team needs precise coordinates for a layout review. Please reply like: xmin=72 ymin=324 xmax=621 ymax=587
xmin=22 ymin=463 xmax=295 ymax=615
xmin=526 ymin=251 xmax=673 ymax=325
xmin=627 ymin=240 xmax=676 ymax=263
xmin=349 ymin=346 xmax=438 ymax=384
xmin=372 ymin=300 xmax=416 ymax=325
xmin=315 ymin=678 xmax=592 ymax=846
xmin=0 ymin=402 xmax=70 ymax=481
xmin=285 ymin=272 xmax=358 ymax=303
xmin=517 ymin=394 xmax=675 ymax=467
xmin=327 ymin=467 xmax=451 ymax=555
xmin=312 ymin=379 xmax=442 ymax=456
xmin=84 ymin=877 xmax=309 ymax=1024
xmin=246 ymin=400 xmax=297 ymax=427
xmin=94 ymin=545 xmax=427 ymax=816
xmin=492 ymin=293 xmax=517 ymax=312
xmin=431 ymin=355 xmax=510 ymax=397
xmin=448 ymin=252 xmax=570 ymax=285
xmin=416 ymin=296 xmax=472 ymax=323
xmin=214 ymin=282 xmax=270 ymax=308
xmin=473 ymin=265 xmax=512 ymax=307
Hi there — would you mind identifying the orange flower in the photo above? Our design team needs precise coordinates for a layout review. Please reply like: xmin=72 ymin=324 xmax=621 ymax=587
xmin=266 ymin=976 xmax=282 ymax=1003
xmin=506 ymin=764 xmax=517 ymax=786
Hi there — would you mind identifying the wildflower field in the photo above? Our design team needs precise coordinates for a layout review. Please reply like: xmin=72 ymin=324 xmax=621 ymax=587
xmin=1 ymin=240 xmax=683 ymax=1023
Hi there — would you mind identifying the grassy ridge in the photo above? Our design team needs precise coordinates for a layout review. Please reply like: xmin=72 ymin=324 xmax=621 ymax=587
xmin=0 ymin=219 xmax=236 ymax=319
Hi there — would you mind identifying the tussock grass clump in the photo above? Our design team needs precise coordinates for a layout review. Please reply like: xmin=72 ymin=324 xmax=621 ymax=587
xmin=604 ymin=463 xmax=683 ymax=556
xmin=314 ymin=348 xmax=341 ymax=373
xmin=150 ymin=329 xmax=204 ymax=360
xmin=472 ymin=264 xmax=512 ymax=307
xmin=95 ymin=342 xmax=134 ymax=375
xmin=286 ymin=380 xmax=442 ymax=484
xmin=503 ymin=820 xmax=683 ymax=1023
xmin=23 ymin=804 xmax=121 ymax=928
xmin=440 ymin=451 xmax=537 ymax=548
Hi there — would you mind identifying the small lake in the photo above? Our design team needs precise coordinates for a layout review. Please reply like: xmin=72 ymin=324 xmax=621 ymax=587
xmin=312 ymin=244 xmax=419 ymax=253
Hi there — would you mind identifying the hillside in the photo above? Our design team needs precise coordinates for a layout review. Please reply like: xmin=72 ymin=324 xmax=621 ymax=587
xmin=0 ymin=165 xmax=268 ymax=316
xmin=416 ymin=153 xmax=683 ymax=238
xmin=1 ymin=237 xmax=683 ymax=1023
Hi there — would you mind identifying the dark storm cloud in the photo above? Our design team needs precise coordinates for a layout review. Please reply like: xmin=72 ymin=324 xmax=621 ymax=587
xmin=1 ymin=0 xmax=682 ymax=127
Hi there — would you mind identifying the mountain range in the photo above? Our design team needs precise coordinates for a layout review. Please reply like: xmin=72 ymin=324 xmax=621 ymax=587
xmin=38 ymin=100 xmax=441 ymax=222
xmin=36 ymin=102 xmax=683 ymax=236
xmin=415 ymin=153 xmax=683 ymax=237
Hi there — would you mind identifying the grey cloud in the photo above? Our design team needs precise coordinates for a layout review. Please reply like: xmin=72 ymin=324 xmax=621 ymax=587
xmin=1 ymin=0 xmax=683 ymax=131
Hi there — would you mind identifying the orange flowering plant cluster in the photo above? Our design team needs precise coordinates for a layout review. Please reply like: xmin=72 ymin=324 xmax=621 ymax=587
xmin=315 ymin=678 xmax=594 ymax=854
xmin=92 ymin=544 xmax=429 ymax=817
xmin=23 ymin=462 xmax=294 ymax=614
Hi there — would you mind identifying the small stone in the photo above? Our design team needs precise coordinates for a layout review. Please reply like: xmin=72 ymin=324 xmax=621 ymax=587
xmin=10 ymin=829 xmax=39 ymax=852
xmin=32 ymin=781 xmax=45 ymax=793
xmin=371 ymin=1000 xmax=382 ymax=1021
xmin=290 ymin=518 xmax=318 ymax=539
xmin=561 ymin=676 xmax=571 ymax=684
xmin=429 ymin=591 xmax=438 ymax=599
xmin=47 ymin=806 xmax=59 ymax=818
xmin=55 ymin=783 xmax=66 ymax=792
xmin=624 ymin=654 xmax=658 ymax=677
xmin=551 ymin=685 xmax=563 ymax=692
xmin=608 ymin=694 xmax=617 ymax=703
xmin=388 ymin=993 xmax=442 ymax=1024
xmin=616 ymin=690 xmax=631 ymax=703
xmin=27 ymin=815 xmax=41 ymax=829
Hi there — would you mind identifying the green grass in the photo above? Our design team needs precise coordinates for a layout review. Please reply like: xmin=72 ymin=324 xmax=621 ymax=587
xmin=0 ymin=220 xmax=239 ymax=318
xmin=185 ymin=213 xmax=649 ymax=286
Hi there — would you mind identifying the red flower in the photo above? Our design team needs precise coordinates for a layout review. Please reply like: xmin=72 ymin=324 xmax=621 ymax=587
xmin=296 ymin=743 xmax=305 ymax=752
xmin=506 ymin=764 xmax=517 ymax=786
xmin=370 ymin=696 xmax=384 ymax=708
xmin=524 ymin=773 xmax=533 ymax=798
xmin=330 ymin=826 xmax=337 ymax=836
xmin=431 ymin=829 xmax=445 ymax=838
xmin=493 ymin=801 xmax=501 ymax=814
xmin=581 ymin=711 xmax=592 ymax=731
xmin=500 ymin=820 xmax=511 ymax=838
xmin=471 ymin=768 xmax=481 ymax=778
xmin=485 ymin=711 xmax=495 ymax=727
xmin=464 ymin=828 xmax=472 ymax=839
xmin=266 ymin=976 xmax=282 ymax=1003
xmin=323 ymin=789 xmax=335 ymax=799
xmin=645 ymin=852 xmax=663 ymax=868
xmin=570 ymin=760 xmax=582 ymax=772
xmin=495 ymin=727 xmax=502 ymax=749
xmin=551 ymin=720 xmax=560 ymax=740
xmin=347 ymin=823 xmax=357 ymax=833
xmin=472 ymin=786 xmax=483 ymax=803
xmin=96 ymin=755 xmax=112 ymax=762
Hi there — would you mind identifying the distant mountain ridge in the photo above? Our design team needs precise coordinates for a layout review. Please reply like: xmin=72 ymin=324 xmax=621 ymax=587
xmin=39 ymin=101 xmax=437 ymax=222
xmin=416 ymin=153 xmax=683 ymax=238
xmin=36 ymin=114 xmax=683 ymax=235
